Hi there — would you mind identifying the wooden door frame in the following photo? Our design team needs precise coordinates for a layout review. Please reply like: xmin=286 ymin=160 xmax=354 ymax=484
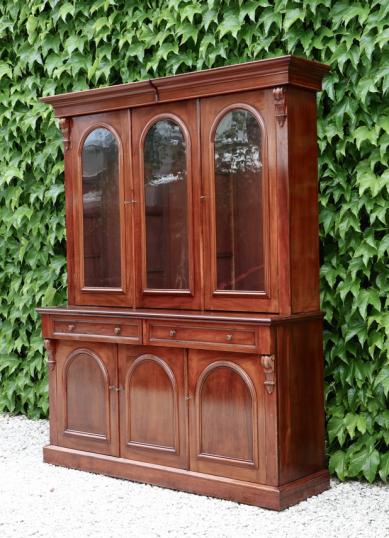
xmin=56 ymin=341 xmax=119 ymax=456
xmin=132 ymin=100 xmax=203 ymax=310
xmin=69 ymin=110 xmax=134 ymax=307
xmin=201 ymin=90 xmax=279 ymax=312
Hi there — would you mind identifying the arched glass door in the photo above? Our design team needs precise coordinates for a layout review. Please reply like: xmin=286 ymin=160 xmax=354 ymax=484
xmin=201 ymin=92 xmax=277 ymax=312
xmin=132 ymin=101 xmax=202 ymax=310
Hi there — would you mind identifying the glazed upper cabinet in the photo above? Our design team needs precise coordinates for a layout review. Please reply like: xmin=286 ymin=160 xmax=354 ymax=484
xmin=58 ymin=57 xmax=325 ymax=314
xmin=66 ymin=93 xmax=278 ymax=312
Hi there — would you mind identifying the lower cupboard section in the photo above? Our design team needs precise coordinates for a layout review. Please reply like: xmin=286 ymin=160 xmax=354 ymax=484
xmin=51 ymin=341 xmax=270 ymax=483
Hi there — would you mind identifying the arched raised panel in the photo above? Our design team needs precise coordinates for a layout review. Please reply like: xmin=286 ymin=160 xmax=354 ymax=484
xmin=125 ymin=354 xmax=178 ymax=451
xmin=196 ymin=361 xmax=257 ymax=464
xmin=81 ymin=126 xmax=121 ymax=288
xmin=213 ymin=107 xmax=265 ymax=293
xmin=143 ymin=118 xmax=189 ymax=290
xmin=64 ymin=348 xmax=109 ymax=439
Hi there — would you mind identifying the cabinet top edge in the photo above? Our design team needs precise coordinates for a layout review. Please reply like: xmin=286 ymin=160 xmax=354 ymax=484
xmin=36 ymin=306 xmax=324 ymax=325
xmin=40 ymin=55 xmax=329 ymax=118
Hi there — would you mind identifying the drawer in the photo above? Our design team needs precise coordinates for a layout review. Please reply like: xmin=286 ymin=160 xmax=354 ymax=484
xmin=145 ymin=321 xmax=270 ymax=353
xmin=52 ymin=317 xmax=142 ymax=343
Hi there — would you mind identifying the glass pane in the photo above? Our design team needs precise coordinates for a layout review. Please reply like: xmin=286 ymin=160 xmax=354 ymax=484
xmin=144 ymin=120 xmax=189 ymax=290
xmin=82 ymin=128 xmax=121 ymax=287
xmin=214 ymin=109 xmax=264 ymax=292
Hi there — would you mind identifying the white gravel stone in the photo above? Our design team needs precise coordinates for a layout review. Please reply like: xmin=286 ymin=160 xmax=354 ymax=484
xmin=0 ymin=413 xmax=388 ymax=538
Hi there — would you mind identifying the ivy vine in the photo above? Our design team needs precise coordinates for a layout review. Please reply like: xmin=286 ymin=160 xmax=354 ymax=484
xmin=0 ymin=0 xmax=388 ymax=482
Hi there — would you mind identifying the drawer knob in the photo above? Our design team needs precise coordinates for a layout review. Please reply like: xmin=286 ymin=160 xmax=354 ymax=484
xmin=226 ymin=334 xmax=233 ymax=341
xmin=68 ymin=324 xmax=75 ymax=332
xmin=114 ymin=327 xmax=121 ymax=335
xmin=170 ymin=329 xmax=177 ymax=338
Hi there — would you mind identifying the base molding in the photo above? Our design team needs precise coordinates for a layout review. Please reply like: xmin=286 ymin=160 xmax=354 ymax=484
xmin=43 ymin=445 xmax=330 ymax=510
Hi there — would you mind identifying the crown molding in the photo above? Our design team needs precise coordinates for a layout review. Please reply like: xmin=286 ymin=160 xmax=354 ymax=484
xmin=41 ymin=55 xmax=330 ymax=118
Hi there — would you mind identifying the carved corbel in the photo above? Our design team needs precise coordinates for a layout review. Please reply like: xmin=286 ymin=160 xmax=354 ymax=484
xmin=44 ymin=339 xmax=56 ymax=371
xmin=273 ymin=87 xmax=287 ymax=127
xmin=59 ymin=117 xmax=72 ymax=152
xmin=260 ymin=354 xmax=275 ymax=394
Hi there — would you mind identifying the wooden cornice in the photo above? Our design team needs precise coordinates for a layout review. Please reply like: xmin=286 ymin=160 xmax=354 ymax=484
xmin=40 ymin=55 xmax=329 ymax=118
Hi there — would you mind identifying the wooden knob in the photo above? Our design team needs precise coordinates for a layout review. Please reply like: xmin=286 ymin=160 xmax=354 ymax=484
xmin=114 ymin=327 xmax=121 ymax=335
xmin=225 ymin=334 xmax=233 ymax=341
xmin=170 ymin=329 xmax=177 ymax=337
xmin=68 ymin=324 xmax=75 ymax=332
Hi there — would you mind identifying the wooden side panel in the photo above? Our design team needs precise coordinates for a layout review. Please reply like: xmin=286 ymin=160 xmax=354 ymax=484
xmin=118 ymin=345 xmax=188 ymax=469
xmin=56 ymin=341 xmax=119 ymax=456
xmin=269 ymin=87 xmax=291 ymax=315
xmin=188 ymin=350 xmax=267 ymax=483
xmin=288 ymin=88 xmax=320 ymax=313
xmin=276 ymin=318 xmax=326 ymax=484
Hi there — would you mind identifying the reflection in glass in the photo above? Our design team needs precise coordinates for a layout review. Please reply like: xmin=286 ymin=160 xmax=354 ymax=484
xmin=214 ymin=109 xmax=264 ymax=292
xmin=144 ymin=120 xmax=189 ymax=290
xmin=82 ymin=128 xmax=121 ymax=287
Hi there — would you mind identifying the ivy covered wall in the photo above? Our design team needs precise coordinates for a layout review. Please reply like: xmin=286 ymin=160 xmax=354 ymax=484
xmin=0 ymin=0 xmax=388 ymax=481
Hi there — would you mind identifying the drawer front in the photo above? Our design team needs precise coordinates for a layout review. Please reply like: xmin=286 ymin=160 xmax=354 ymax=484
xmin=52 ymin=318 xmax=142 ymax=343
xmin=145 ymin=321 xmax=270 ymax=353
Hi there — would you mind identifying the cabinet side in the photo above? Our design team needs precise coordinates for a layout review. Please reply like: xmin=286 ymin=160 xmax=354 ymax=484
xmin=288 ymin=88 xmax=321 ymax=313
xmin=276 ymin=318 xmax=327 ymax=485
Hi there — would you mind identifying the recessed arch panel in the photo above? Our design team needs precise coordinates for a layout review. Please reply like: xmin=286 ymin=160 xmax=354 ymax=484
xmin=64 ymin=348 xmax=109 ymax=438
xmin=196 ymin=361 xmax=256 ymax=463
xmin=125 ymin=354 xmax=178 ymax=451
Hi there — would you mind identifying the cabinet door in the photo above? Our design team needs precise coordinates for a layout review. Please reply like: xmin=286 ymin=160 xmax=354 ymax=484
xmin=132 ymin=101 xmax=202 ymax=309
xmin=118 ymin=345 xmax=188 ymax=469
xmin=188 ymin=350 xmax=266 ymax=483
xmin=201 ymin=91 xmax=278 ymax=312
xmin=56 ymin=341 xmax=119 ymax=455
xmin=70 ymin=111 xmax=134 ymax=306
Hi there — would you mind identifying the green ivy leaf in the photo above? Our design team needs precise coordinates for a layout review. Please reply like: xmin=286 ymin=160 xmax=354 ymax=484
xmin=219 ymin=11 xmax=241 ymax=38
xmin=375 ymin=367 xmax=389 ymax=397
xmin=379 ymin=452 xmax=389 ymax=482
xmin=329 ymin=450 xmax=347 ymax=480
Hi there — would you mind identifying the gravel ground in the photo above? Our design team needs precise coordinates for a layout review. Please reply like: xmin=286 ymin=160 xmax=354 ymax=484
xmin=0 ymin=413 xmax=388 ymax=538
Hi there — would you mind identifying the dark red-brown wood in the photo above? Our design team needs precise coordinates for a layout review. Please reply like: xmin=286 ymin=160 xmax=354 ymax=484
xmin=38 ymin=56 xmax=330 ymax=510
xmin=132 ymin=100 xmax=202 ymax=309
xmin=118 ymin=345 xmax=188 ymax=469
xmin=55 ymin=341 xmax=119 ymax=456
xmin=201 ymin=90 xmax=278 ymax=312
xmin=41 ymin=55 xmax=329 ymax=118
xmin=69 ymin=110 xmax=135 ymax=307
xmin=188 ymin=350 xmax=266 ymax=483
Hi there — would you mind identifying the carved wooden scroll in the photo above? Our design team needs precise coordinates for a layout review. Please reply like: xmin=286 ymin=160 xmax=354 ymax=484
xmin=44 ymin=339 xmax=56 ymax=371
xmin=260 ymin=354 xmax=275 ymax=394
xmin=273 ymin=87 xmax=287 ymax=127
xmin=59 ymin=117 xmax=72 ymax=151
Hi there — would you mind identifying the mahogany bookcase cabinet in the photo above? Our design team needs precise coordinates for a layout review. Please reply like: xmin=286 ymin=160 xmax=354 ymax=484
xmin=38 ymin=55 xmax=330 ymax=510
